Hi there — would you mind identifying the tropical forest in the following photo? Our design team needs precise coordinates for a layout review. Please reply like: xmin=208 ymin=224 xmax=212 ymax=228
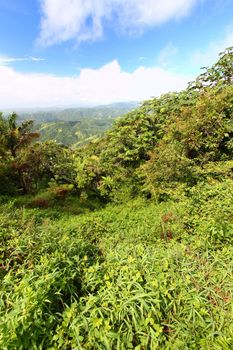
xmin=0 ymin=48 xmax=233 ymax=349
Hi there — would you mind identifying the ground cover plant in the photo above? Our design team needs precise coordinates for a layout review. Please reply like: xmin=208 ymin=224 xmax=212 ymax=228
xmin=0 ymin=188 xmax=232 ymax=349
xmin=0 ymin=48 xmax=233 ymax=349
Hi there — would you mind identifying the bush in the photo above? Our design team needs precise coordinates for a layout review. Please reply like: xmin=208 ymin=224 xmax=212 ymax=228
xmin=185 ymin=179 xmax=233 ymax=246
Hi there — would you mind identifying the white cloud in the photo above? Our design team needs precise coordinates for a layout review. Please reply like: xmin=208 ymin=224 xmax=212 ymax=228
xmin=0 ymin=60 xmax=192 ymax=109
xmin=157 ymin=42 xmax=178 ymax=66
xmin=38 ymin=0 xmax=198 ymax=46
xmin=0 ymin=56 xmax=45 ymax=66
xmin=191 ymin=26 xmax=233 ymax=68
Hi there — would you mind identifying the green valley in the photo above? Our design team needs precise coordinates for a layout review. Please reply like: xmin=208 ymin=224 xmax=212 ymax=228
xmin=18 ymin=102 xmax=138 ymax=146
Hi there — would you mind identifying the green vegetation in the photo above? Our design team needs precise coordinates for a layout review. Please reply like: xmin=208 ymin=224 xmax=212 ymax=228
xmin=0 ymin=48 xmax=232 ymax=349
xmin=18 ymin=102 xmax=137 ymax=146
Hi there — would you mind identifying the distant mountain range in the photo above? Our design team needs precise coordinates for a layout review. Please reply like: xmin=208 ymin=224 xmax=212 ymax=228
xmin=17 ymin=102 xmax=138 ymax=146
xmin=18 ymin=101 xmax=138 ymax=122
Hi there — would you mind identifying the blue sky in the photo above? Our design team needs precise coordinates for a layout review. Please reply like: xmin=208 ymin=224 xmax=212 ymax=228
xmin=0 ymin=0 xmax=233 ymax=108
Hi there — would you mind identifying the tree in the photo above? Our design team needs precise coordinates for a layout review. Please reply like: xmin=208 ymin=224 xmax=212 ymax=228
xmin=13 ymin=141 xmax=76 ymax=194
xmin=188 ymin=46 xmax=233 ymax=90
xmin=3 ymin=112 xmax=39 ymax=158
xmin=0 ymin=113 xmax=40 ymax=194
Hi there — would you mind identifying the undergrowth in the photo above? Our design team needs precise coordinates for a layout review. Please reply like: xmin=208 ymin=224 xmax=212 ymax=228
xmin=0 ymin=179 xmax=232 ymax=349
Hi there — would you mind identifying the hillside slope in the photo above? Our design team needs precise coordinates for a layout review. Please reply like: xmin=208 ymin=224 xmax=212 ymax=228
xmin=0 ymin=48 xmax=232 ymax=349
xmin=18 ymin=102 xmax=138 ymax=146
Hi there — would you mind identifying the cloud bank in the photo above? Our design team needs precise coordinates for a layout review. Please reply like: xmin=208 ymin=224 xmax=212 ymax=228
xmin=0 ymin=60 xmax=191 ymax=109
xmin=38 ymin=0 xmax=198 ymax=46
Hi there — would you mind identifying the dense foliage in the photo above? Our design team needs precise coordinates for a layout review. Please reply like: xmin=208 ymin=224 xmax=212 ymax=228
xmin=0 ymin=184 xmax=232 ymax=349
xmin=0 ymin=48 xmax=232 ymax=349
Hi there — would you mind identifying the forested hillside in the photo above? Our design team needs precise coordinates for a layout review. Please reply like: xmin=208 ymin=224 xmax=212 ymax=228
xmin=0 ymin=48 xmax=232 ymax=349
xmin=17 ymin=102 xmax=138 ymax=146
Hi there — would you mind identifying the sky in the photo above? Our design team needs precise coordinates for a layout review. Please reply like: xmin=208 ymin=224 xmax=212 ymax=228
xmin=0 ymin=0 xmax=233 ymax=109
